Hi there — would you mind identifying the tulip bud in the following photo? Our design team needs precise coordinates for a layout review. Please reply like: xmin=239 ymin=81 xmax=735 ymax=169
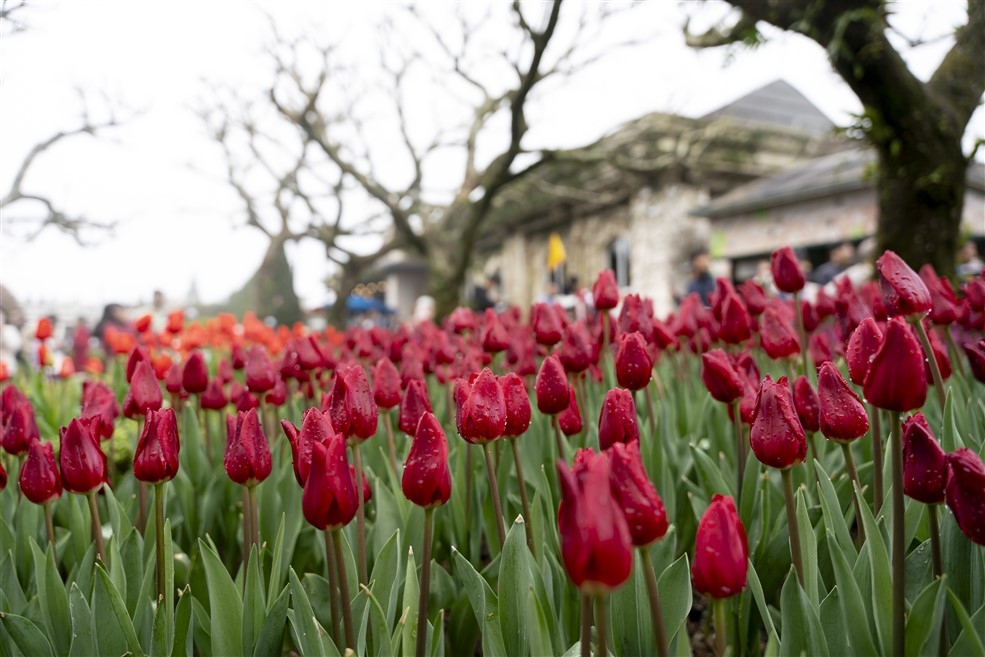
xmin=608 ymin=441 xmax=668 ymax=546
xmin=692 ymin=494 xmax=748 ymax=598
xmin=759 ymin=305 xmax=800 ymax=360
xmin=920 ymin=264 xmax=959 ymax=325
xmin=901 ymin=413 xmax=946 ymax=504
xmin=166 ymin=310 xmax=184 ymax=334
xmin=265 ymin=378 xmax=288 ymax=407
xmin=718 ymin=292 xmax=752 ymax=345
xmin=125 ymin=360 xmax=163 ymax=419
xmin=331 ymin=366 xmax=379 ymax=443
xmin=224 ymin=408 xmax=272 ymax=486
xmin=402 ymin=412 xmax=452 ymax=508
xmin=700 ymin=349 xmax=744 ymax=404
xmin=245 ymin=345 xmax=276 ymax=393
xmin=817 ymin=363 xmax=869 ymax=442
xmin=845 ymin=317 xmax=883 ymax=386
xmin=535 ymin=355 xmax=570 ymax=415
xmin=457 ymin=368 xmax=506 ymax=444
xmin=19 ymin=440 xmax=62 ymax=505
xmin=480 ymin=309 xmax=509 ymax=353
xmin=398 ymin=379 xmax=433 ymax=436
xmin=373 ymin=357 xmax=402 ymax=410
xmin=750 ymin=376 xmax=807 ymax=469
xmin=739 ymin=279 xmax=767 ymax=315
xmin=598 ymin=388 xmax=640 ymax=451
xmin=2 ymin=395 xmax=40 ymax=455
xmin=615 ymin=332 xmax=652 ymax=391
xmin=164 ymin=363 xmax=184 ymax=395
xmin=945 ymin=449 xmax=985 ymax=546
xmin=876 ymin=250 xmax=932 ymax=318
xmin=302 ymin=436 xmax=358 ymax=530
xmin=59 ymin=418 xmax=107 ymax=494
xmin=593 ymin=269 xmax=620 ymax=311
xmin=500 ymin=372 xmax=531 ymax=438
xmin=80 ymin=380 xmax=120 ymax=440
xmin=125 ymin=346 xmax=150 ymax=383
xmin=863 ymin=317 xmax=927 ymax=412
xmin=770 ymin=246 xmax=805 ymax=294
xmin=532 ymin=303 xmax=564 ymax=346
xmin=558 ymin=322 xmax=593 ymax=374
xmin=200 ymin=378 xmax=228 ymax=411
xmin=557 ymin=450 xmax=633 ymax=590
xmin=448 ymin=307 xmax=476 ymax=334
xmin=282 ymin=407 xmax=333 ymax=486
xmin=231 ymin=344 xmax=247 ymax=370
xmin=965 ymin=339 xmax=985 ymax=385
xmin=181 ymin=351 xmax=209 ymax=394
xmin=133 ymin=408 xmax=181 ymax=484
xmin=35 ymin=317 xmax=53 ymax=341
xmin=791 ymin=376 xmax=820 ymax=434
xmin=558 ymin=386 xmax=583 ymax=436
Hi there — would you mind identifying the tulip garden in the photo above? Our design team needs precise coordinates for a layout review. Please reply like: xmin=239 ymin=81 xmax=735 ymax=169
xmin=1 ymin=247 xmax=984 ymax=657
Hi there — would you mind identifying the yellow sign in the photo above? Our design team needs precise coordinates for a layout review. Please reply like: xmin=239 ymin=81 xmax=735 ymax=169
xmin=547 ymin=232 xmax=566 ymax=270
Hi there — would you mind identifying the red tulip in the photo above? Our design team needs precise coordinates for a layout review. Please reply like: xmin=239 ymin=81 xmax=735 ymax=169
xmin=329 ymin=366 xmax=379 ymax=442
xmin=296 ymin=335 xmax=326 ymax=370
xmin=398 ymin=378 xmax=433 ymax=436
xmin=718 ymin=292 xmax=752 ymax=345
xmin=920 ymin=264 xmax=959 ymax=325
xmin=231 ymin=344 xmax=247 ymax=370
xmin=700 ymin=349 xmax=743 ymax=404
xmin=902 ymin=413 xmax=946 ymax=505
xmin=125 ymin=346 xmax=151 ymax=384
xmin=817 ymin=363 xmax=869 ymax=442
xmin=265 ymin=378 xmax=288 ymax=407
xmin=863 ymin=318 xmax=927 ymax=412
xmin=35 ymin=316 xmax=53 ymax=341
xmin=2 ymin=393 xmax=40 ymax=455
xmin=692 ymin=494 xmax=748 ymax=599
xmin=0 ymin=459 xmax=5 ymax=490
xmin=770 ymin=246 xmax=805 ymax=294
xmin=965 ymin=339 xmax=985 ymax=384
xmin=281 ymin=407 xmax=333 ymax=486
xmin=302 ymin=436 xmax=358 ymax=530
xmin=615 ymin=332 xmax=652 ymax=391
xmin=224 ymin=408 xmax=272 ymax=486
xmin=80 ymin=380 xmax=120 ymax=440
xmin=164 ymin=363 xmax=184 ymax=395
xmin=532 ymin=303 xmax=564 ymax=346
xmin=791 ymin=375 xmax=820 ymax=434
xmin=557 ymin=450 xmax=633 ymax=590
xmin=598 ymin=388 xmax=640 ymax=451
xmin=480 ymin=309 xmax=509 ymax=353
xmin=500 ymin=372 xmax=531 ymax=438
xmin=845 ymin=317 xmax=883 ymax=386
xmin=182 ymin=351 xmax=209 ymax=394
xmin=448 ymin=307 xmax=476 ymax=334
xmin=245 ymin=345 xmax=276 ymax=393
xmin=166 ymin=310 xmax=184 ymax=334
xmin=133 ymin=408 xmax=181 ymax=484
xmin=402 ymin=412 xmax=452 ymax=508
xmin=200 ymin=378 xmax=228 ymax=411
xmin=739 ymin=279 xmax=767 ymax=315
xmin=593 ymin=269 xmax=620 ymax=311
xmin=945 ymin=449 xmax=985 ymax=546
xmin=618 ymin=295 xmax=652 ymax=342
xmin=124 ymin=360 xmax=163 ymax=419
xmin=558 ymin=322 xmax=593 ymax=374
xmin=759 ymin=305 xmax=800 ymax=360
xmin=59 ymin=418 xmax=107 ymax=494
xmin=373 ymin=357 xmax=402 ymax=410
xmin=876 ymin=250 xmax=932 ymax=318
xmin=535 ymin=355 xmax=570 ymax=415
xmin=750 ymin=376 xmax=807 ymax=470
xmin=19 ymin=440 xmax=62 ymax=505
xmin=608 ymin=441 xmax=668 ymax=546
xmin=558 ymin=386 xmax=583 ymax=436
xmin=456 ymin=368 xmax=506 ymax=444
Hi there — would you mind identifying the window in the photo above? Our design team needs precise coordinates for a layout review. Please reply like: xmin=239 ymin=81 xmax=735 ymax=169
xmin=608 ymin=237 xmax=631 ymax=287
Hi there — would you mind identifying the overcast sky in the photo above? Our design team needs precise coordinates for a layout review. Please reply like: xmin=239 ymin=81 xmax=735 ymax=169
xmin=1 ymin=0 xmax=980 ymax=313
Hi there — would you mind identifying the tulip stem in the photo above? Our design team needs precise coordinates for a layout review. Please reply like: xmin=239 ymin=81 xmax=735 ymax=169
xmin=551 ymin=415 xmax=565 ymax=461
xmin=155 ymin=483 xmax=166 ymax=600
xmin=198 ymin=397 xmax=212 ymax=465
xmin=942 ymin=327 xmax=966 ymax=379
xmin=242 ymin=487 xmax=252 ymax=576
xmin=247 ymin=484 xmax=260 ymax=558
xmin=44 ymin=502 xmax=56 ymax=552
xmin=645 ymin=382 xmax=658 ymax=433
xmin=891 ymin=411 xmax=905 ymax=657
xmin=324 ymin=530 xmax=342 ymax=646
xmin=913 ymin=319 xmax=947 ymax=413
xmin=416 ymin=507 xmax=434 ymax=657
xmin=640 ymin=546 xmax=669 ymax=657
xmin=792 ymin=290 xmax=811 ymax=381
xmin=86 ymin=491 xmax=106 ymax=563
xmin=713 ymin=598 xmax=727 ymax=657
xmin=137 ymin=416 xmax=147 ymax=534
xmin=928 ymin=503 xmax=943 ymax=579
xmin=841 ymin=443 xmax=866 ymax=546
xmin=383 ymin=411 xmax=399 ymax=477
xmin=580 ymin=592 xmax=592 ymax=657
xmin=595 ymin=594 xmax=610 ymax=657
xmin=332 ymin=529 xmax=356 ymax=653
xmin=464 ymin=445 xmax=473 ymax=533
xmin=732 ymin=400 xmax=745 ymax=501
xmin=482 ymin=442 xmax=507 ymax=550
xmin=509 ymin=438 xmax=536 ymax=558
xmin=871 ymin=406 xmax=884 ymax=514
xmin=353 ymin=444 xmax=368 ymax=586
xmin=781 ymin=468 xmax=805 ymax=588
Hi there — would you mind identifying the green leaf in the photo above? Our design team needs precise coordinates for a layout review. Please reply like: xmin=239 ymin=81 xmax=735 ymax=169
xmin=401 ymin=546 xmax=420 ymax=657
xmin=29 ymin=539 xmax=71 ymax=656
xmin=267 ymin=513 xmax=287 ymax=606
xmin=288 ymin=567 xmax=333 ymax=657
xmin=253 ymin=586 xmax=290 ymax=657
xmin=171 ymin=587 xmax=192 ymax=657
xmin=814 ymin=461 xmax=856 ymax=561
xmin=947 ymin=589 xmax=985 ymax=657
xmin=820 ymin=588 xmax=849 ymax=657
xmin=429 ymin=609 xmax=444 ymax=657
xmin=658 ymin=553 xmax=693 ymax=644
xmin=242 ymin=545 xmax=266 ymax=656
xmin=452 ymin=546 xmax=508 ymax=657
xmin=796 ymin=489 xmax=821 ymax=609
xmin=0 ymin=612 xmax=54 ymax=657
xmin=855 ymin=483 xmax=893 ymax=656
xmin=904 ymin=576 xmax=947 ymax=657
xmin=94 ymin=565 xmax=146 ymax=657
xmin=826 ymin=527 xmax=878 ymax=656
xmin=611 ymin=556 xmax=649 ymax=657
xmin=68 ymin=584 xmax=95 ymax=657
xmin=689 ymin=443 xmax=732 ymax=498
xmin=151 ymin=593 xmax=169 ymax=657
xmin=778 ymin=569 xmax=828 ymax=657
xmin=527 ymin=587 xmax=554 ymax=657
xmin=371 ymin=529 xmax=402 ymax=634
xmin=746 ymin=559 xmax=778 ymax=638
xmin=163 ymin=517 xmax=175 ymax=649
xmin=940 ymin=389 xmax=964 ymax=452
xmin=499 ymin=518 xmax=531 ymax=657
xmin=197 ymin=537 xmax=243 ymax=657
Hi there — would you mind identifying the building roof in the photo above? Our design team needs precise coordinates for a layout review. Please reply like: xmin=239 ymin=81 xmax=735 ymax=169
xmin=693 ymin=147 xmax=985 ymax=218
xmin=702 ymin=80 xmax=835 ymax=136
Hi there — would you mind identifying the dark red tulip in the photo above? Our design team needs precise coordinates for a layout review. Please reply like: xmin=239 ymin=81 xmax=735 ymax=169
xmin=164 ymin=363 xmax=184 ymax=396
xmin=500 ymin=372 xmax=531 ymax=438
xmin=200 ymin=378 xmax=228 ymax=411
xmin=245 ymin=345 xmax=276 ymax=393
xmin=759 ymin=305 xmax=800 ymax=360
xmin=133 ymin=408 xmax=181 ymax=484
xmin=535 ymin=355 xmax=570 ymax=415
xmin=19 ymin=440 xmax=62 ymax=505
xmin=615 ymin=332 xmax=652 ymax=391
xmin=608 ymin=440 xmax=668 ymax=546
xmin=2 ymin=395 xmax=40 ymax=455
xmin=352 ymin=465 xmax=373 ymax=504
xmin=558 ymin=386 xmax=583 ymax=436
xmin=373 ymin=357 xmax=402 ymax=410
xmin=181 ymin=351 xmax=209 ymax=395
xmin=125 ymin=346 xmax=150 ymax=384
xmin=0 ymin=459 xmax=5 ymax=490
xmin=224 ymin=408 xmax=272 ymax=486
xmin=457 ymin=368 xmax=506 ymax=444
xmin=231 ymin=344 xmax=247 ymax=370
xmin=557 ymin=450 xmax=633 ymax=590
xmin=398 ymin=379 xmax=433 ymax=436
xmin=558 ymin=322 xmax=593 ymax=374
xmin=770 ymin=246 xmax=805 ymax=294
xmin=330 ymin=366 xmax=379 ymax=442
xmin=618 ymin=294 xmax=652 ymax=342
xmin=750 ymin=376 xmax=807 ymax=470
xmin=863 ymin=318 xmax=927 ymax=412
xmin=792 ymin=376 xmax=820 ymax=434
xmin=598 ymin=388 xmax=640 ymax=451
xmin=739 ymin=279 xmax=767 ymax=315
xmin=302 ymin=436 xmax=358 ymax=530
xmin=296 ymin=335 xmax=326 ymax=370
xmin=532 ymin=303 xmax=564 ymax=346
xmin=124 ymin=360 xmax=163 ymax=420
xmin=700 ymin=349 xmax=743 ymax=404
xmin=923 ymin=325 xmax=952 ymax=384
xmin=480 ymin=309 xmax=509 ymax=353
xmin=876 ymin=250 xmax=932 ymax=318
xmin=902 ymin=413 xmax=946 ymax=505
xmin=402 ymin=412 xmax=452 ymax=508
xmin=692 ymin=494 xmax=748 ymax=599
xmin=817 ymin=362 xmax=869 ymax=442
xmin=448 ymin=307 xmax=476 ymax=334
xmin=59 ymin=418 xmax=107 ymax=494
xmin=965 ymin=339 xmax=985 ymax=384
xmin=265 ymin=378 xmax=288 ymax=406
xmin=718 ymin=292 xmax=752 ymax=345
xmin=80 ymin=380 xmax=120 ymax=440
xmin=593 ymin=269 xmax=620 ymax=311
xmin=945 ymin=449 xmax=985 ymax=546
xmin=235 ymin=388 xmax=260 ymax=413
xmin=846 ymin=317 xmax=883 ymax=386
xmin=281 ymin=407 xmax=333 ymax=486
xmin=920 ymin=264 xmax=959 ymax=325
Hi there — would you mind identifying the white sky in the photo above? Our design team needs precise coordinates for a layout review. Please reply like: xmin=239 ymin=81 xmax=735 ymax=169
xmin=1 ymin=0 xmax=981 ymax=313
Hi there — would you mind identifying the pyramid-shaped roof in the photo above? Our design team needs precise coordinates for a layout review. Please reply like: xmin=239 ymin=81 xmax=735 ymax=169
xmin=702 ymin=79 xmax=834 ymax=136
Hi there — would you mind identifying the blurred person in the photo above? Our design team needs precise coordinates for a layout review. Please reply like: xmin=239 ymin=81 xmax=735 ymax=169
xmin=71 ymin=317 xmax=91 ymax=372
xmin=0 ymin=309 xmax=22 ymax=378
xmin=957 ymin=240 xmax=984 ymax=279
xmin=809 ymin=241 xmax=855 ymax=286
xmin=685 ymin=247 xmax=715 ymax=307
xmin=93 ymin=304 xmax=134 ymax=356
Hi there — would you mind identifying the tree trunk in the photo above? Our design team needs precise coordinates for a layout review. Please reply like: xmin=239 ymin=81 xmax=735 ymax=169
xmin=229 ymin=235 xmax=303 ymax=326
xmin=328 ymin=262 xmax=363 ymax=329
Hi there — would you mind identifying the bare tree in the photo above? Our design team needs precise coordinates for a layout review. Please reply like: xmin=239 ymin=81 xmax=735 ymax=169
xmin=687 ymin=0 xmax=985 ymax=276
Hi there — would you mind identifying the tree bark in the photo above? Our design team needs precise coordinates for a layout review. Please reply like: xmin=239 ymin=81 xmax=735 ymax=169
xmin=230 ymin=234 xmax=303 ymax=326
